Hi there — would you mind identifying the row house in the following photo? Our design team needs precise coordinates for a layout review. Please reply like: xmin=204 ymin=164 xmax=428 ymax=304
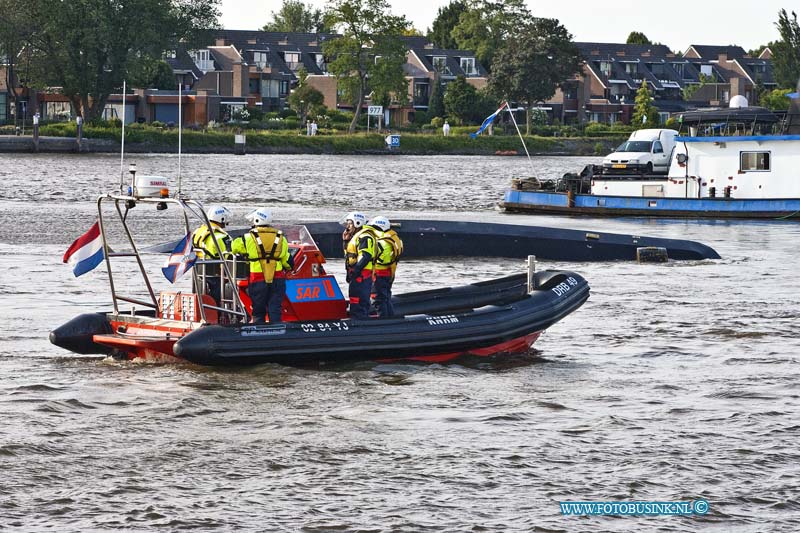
xmin=547 ymin=42 xmax=777 ymax=125
xmin=149 ymin=31 xmax=488 ymax=126
xmin=2 ymin=30 xmax=487 ymax=127
xmin=401 ymin=36 xmax=489 ymax=123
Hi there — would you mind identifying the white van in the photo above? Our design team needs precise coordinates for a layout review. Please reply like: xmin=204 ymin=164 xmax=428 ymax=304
xmin=602 ymin=128 xmax=678 ymax=175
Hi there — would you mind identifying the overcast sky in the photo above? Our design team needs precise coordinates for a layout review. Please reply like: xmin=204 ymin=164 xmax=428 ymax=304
xmin=220 ymin=0 xmax=790 ymax=53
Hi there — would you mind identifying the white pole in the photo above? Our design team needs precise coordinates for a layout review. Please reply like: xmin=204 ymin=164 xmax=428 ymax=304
xmin=177 ymin=81 xmax=182 ymax=195
xmin=119 ymin=80 xmax=126 ymax=193
xmin=505 ymin=102 xmax=536 ymax=177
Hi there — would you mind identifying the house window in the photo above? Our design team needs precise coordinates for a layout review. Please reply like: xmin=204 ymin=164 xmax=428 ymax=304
xmin=740 ymin=151 xmax=770 ymax=171
xmin=599 ymin=61 xmax=611 ymax=77
xmin=413 ymin=82 xmax=429 ymax=105
xmin=262 ymin=79 xmax=279 ymax=98
xmin=253 ymin=51 xmax=269 ymax=69
xmin=432 ymin=56 xmax=448 ymax=74
xmin=460 ymin=57 xmax=476 ymax=75
xmin=279 ymin=80 xmax=289 ymax=96
xmin=624 ymin=63 xmax=638 ymax=75
xmin=190 ymin=49 xmax=213 ymax=72
xmin=249 ymin=78 xmax=260 ymax=94
xmin=284 ymin=52 xmax=301 ymax=70
xmin=315 ymin=53 xmax=326 ymax=72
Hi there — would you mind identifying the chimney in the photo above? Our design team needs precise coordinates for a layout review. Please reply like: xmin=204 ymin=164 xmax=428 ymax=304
xmin=718 ymin=53 xmax=728 ymax=63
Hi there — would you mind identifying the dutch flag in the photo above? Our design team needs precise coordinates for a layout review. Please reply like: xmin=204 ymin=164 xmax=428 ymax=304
xmin=62 ymin=221 xmax=105 ymax=277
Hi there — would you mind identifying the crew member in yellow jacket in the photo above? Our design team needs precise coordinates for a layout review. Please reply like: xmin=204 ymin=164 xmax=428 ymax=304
xmin=191 ymin=205 xmax=231 ymax=304
xmin=368 ymin=215 xmax=403 ymax=318
xmin=231 ymin=208 xmax=293 ymax=323
xmin=342 ymin=211 xmax=375 ymax=320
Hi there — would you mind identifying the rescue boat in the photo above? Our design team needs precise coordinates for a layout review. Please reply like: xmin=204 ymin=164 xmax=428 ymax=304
xmin=50 ymin=177 xmax=589 ymax=366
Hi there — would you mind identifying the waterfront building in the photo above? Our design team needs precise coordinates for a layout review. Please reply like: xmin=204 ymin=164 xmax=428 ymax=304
xmin=545 ymin=42 xmax=777 ymax=125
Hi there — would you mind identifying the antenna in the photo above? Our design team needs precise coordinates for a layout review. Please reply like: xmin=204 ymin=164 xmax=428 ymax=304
xmin=177 ymin=80 xmax=182 ymax=196
xmin=119 ymin=80 xmax=126 ymax=193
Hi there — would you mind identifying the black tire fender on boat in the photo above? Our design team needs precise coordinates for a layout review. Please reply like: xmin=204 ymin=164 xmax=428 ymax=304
xmin=49 ymin=313 xmax=113 ymax=355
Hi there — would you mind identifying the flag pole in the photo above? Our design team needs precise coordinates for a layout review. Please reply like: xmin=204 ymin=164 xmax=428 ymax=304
xmin=505 ymin=102 xmax=536 ymax=177
xmin=119 ymin=80 xmax=126 ymax=193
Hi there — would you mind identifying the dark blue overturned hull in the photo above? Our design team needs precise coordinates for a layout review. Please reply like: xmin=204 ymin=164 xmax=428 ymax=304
xmin=303 ymin=219 xmax=720 ymax=261
xmin=502 ymin=190 xmax=800 ymax=220
xmin=145 ymin=219 xmax=720 ymax=261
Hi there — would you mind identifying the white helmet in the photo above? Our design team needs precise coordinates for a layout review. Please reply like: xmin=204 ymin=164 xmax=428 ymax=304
xmin=206 ymin=205 xmax=231 ymax=226
xmin=341 ymin=211 xmax=367 ymax=228
xmin=368 ymin=215 xmax=390 ymax=231
xmin=247 ymin=207 xmax=272 ymax=226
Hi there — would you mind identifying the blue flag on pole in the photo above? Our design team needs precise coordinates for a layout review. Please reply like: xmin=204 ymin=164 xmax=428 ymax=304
xmin=470 ymin=102 xmax=507 ymax=138
xmin=162 ymin=233 xmax=197 ymax=283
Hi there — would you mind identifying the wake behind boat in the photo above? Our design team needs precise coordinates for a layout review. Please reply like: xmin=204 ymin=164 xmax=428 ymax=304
xmin=50 ymin=176 xmax=589 ymax=366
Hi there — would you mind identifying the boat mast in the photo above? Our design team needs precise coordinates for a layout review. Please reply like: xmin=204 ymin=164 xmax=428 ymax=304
xmin=177 ymin=80 xmax=182 ymax=196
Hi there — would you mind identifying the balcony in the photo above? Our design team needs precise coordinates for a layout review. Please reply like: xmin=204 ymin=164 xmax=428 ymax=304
xmin=194 ymin=59 xmax=214 ymax=72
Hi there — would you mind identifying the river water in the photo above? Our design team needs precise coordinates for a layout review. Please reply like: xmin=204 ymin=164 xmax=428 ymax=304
xmin=1 ymin=153 xmax=798 ymax=531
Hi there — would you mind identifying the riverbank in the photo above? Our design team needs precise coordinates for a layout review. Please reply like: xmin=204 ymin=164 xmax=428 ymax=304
xmin=0 ymin=131 xmax=625 ymax=156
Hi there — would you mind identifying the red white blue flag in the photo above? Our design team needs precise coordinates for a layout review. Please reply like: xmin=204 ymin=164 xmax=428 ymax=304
xmin=470 ymin=102 xmax=508 ymax=138
xmin=162 ymin=233 xmax=197 ymax=283
xmin=62 ymin=221 xmax=105 ymax=277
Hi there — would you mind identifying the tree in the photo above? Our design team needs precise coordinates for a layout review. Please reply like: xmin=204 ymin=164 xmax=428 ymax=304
xmin=760 ymin=88 xmax=793 ymax=110
xmin=443 ymin=75 xmax=477 ymax=124
xmin=632 ymin=80 xmax=659 ymax=128
xmin=748 ymin=43 xmax=773 ymax=58
xmin=626 ymin=31 xmax=651 ymax=45
xmin=288 ymin=67 xmax=325 ymax=122
xmin=262 ymin=0 xmax=332 ymax=33
xmin=772 ymin=9 xmax=800 ymax=89
xmin=0 ymin=0 xmax=38 ymax=125
xmin=323 ymin=0 xmax=409 ymax=133
xmin=427 ymin=74 xmax=445 ymax=118
xmin=488 ymin=17 xmax=582 ymax=134
xmin=428 ymin=1 xmax=465 ymax=49
xmin=23 ymin=0 xmax=220 ymax=121
xmin=451 ymin=0 xmax=530 ymax=71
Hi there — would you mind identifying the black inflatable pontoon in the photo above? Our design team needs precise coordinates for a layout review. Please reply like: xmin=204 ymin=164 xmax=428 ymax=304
xmin=173 ymin=270 xmax=589 ymax=366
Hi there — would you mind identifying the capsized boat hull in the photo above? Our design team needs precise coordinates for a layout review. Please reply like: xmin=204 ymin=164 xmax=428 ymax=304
xmin=173 ymin=270 xmax=589 ymax=366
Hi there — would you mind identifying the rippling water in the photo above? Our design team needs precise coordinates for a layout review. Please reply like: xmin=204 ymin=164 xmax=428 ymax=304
xmin=1 ymin=153 xmax=799 ymax=531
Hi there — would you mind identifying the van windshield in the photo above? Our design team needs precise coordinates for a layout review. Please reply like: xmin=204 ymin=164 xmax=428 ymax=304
xmin=616 ymin=141 xmax=653 ymax=152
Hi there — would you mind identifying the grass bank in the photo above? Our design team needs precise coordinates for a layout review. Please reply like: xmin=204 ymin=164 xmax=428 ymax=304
xmin=35 ymin=122 xmax=625 ymax=156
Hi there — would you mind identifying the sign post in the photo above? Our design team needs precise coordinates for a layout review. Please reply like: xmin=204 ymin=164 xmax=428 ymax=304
xmin=367 ymin=106 xmax=383 ymax=133
xmin=384 ymin=134 xmax=400 ymax=150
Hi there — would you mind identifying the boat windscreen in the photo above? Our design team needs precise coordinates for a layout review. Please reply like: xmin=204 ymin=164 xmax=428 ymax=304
xmin=280 ymin=224 xmax=318 ymax=248
xmin=617 ymin=141 xmax=653 ymax=152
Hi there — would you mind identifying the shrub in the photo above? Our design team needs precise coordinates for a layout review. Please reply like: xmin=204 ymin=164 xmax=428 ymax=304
xmin=430 ymin=116 xmax=444 ymax=128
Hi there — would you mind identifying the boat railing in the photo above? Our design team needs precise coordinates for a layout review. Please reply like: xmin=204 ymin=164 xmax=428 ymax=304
xmin=96 ymin=192 xmax=248 ymax=325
